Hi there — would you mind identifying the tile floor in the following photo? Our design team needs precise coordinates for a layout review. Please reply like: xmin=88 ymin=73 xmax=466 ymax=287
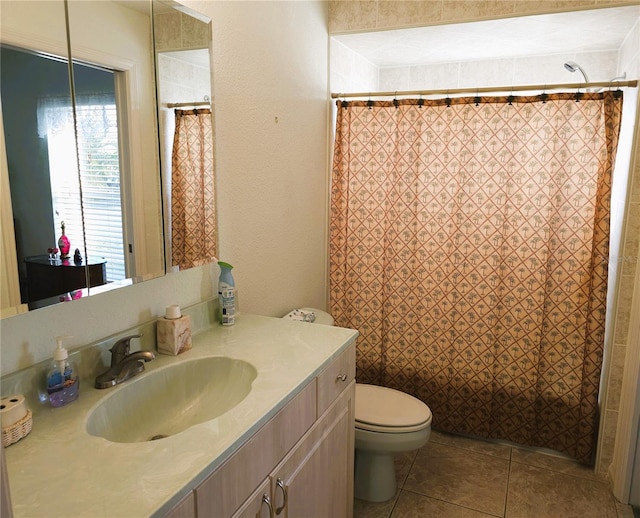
xmin=354 ymin=430 xmax=635 ymax=518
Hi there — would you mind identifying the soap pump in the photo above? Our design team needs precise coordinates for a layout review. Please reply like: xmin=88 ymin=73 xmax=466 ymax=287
xmin=45 ymin=336 xmax=79 ymax=407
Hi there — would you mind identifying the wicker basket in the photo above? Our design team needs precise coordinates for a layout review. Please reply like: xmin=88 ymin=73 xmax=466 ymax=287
xmin=2 ymin=409 xmax=32 ymax=447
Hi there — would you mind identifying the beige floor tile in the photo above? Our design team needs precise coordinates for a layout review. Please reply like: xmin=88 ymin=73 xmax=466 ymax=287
xmin=616 ymin=501 xmax=635 ymax=518
xmin=511 ymin=447 xmax=598 ymax=480
xmin=404 ymin=441 xmax=509 ymax=516
xmin=353 ymin=489 xmax=399 ymax=518
xmin=391 ymin=490 xmax=498 ymax=517
xmin=506 ymin=462 xmax=617 ymax=518
xmin=395 ymin=450 xmax=418 ymax=488
xmin=430 ymin=429 xmax=512 ymax=459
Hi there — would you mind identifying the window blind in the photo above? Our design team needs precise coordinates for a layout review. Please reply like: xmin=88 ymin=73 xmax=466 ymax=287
xmin=44 ymin=101 xmax=126 ymax=283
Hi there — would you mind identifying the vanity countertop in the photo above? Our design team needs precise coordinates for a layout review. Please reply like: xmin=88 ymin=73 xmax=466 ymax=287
xmin=4 ymin=314 xmax=359 ymax=517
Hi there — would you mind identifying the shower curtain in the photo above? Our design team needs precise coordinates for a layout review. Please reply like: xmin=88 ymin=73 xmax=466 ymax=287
xmin=171 ymin=108 xmax=217 ymax=270
xmin=329 ymin=92 xmax=623 ymax=463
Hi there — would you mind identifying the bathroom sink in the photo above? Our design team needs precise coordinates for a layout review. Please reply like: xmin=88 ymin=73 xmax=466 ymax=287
xmin=86 ymin=356 xmax=257 ymax=443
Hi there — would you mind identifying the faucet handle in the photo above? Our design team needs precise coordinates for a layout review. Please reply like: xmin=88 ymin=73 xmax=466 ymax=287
xmin=110 ymin=333 xmax=142 ymax=366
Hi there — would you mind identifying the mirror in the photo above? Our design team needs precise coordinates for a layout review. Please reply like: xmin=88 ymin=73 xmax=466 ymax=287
xmin=152 ymin=0 xmax=218 ymax=271
xmin=0 ymin=0 xmax=165 ymax=315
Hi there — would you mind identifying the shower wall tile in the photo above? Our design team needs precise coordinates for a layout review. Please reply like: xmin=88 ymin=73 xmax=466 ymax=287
xmin=622 ymin=205 xmax=640 ymax=277
xmin=329 ymin=1 xmax=378 ymax=33
xmin=457 ymin=58 xmax=515 ymax=88
xmin=331 ymin=39 xmax=379 ymax=93
xmin=632 ymin=162 xmax=640 ymax=204
xmin=605 ymin=344 xmax=628 ymax=411
xmin=614 ymin=274 xmax=635 ymax=344
xmin=574 ymin=51 xmax=620 ymax=82
xmin=406 ymin=62 xmax=461 ymax=90
xmin=442 ymin=0 xmax=515 ymax=22
xmin=154 ymin=12 xmax=182 ymax=51
xmin=618 ymin=18 xmax=639 ymax=76
xmin=329 ymin=0 xmax=625 ymax=33
xmin=597 ymin=409 xmax=619 ymax=479
xmin=180 ymin=13 xmax=209 ymax=50
xmin=154 ymin=11 xmax=208 ymax=52
xmin=377 ymin=1 xmax=442 ymax=28
xmin=514 ymin=0 xmax=597 ymax=15
xmin=378 ymin=67 xmax=410 ymax=92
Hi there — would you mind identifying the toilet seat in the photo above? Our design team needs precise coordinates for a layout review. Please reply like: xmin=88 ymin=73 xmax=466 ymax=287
xmin=355 ymin=384 xmax=432 ymax=433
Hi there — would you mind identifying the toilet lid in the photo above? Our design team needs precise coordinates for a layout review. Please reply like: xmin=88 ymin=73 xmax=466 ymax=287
xmin=355 ymin=384 xmax=432 ymax=433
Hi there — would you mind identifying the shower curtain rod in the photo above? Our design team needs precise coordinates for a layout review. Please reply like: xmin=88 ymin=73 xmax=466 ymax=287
xmin=167 ymin=101 xmax=211 ymax=108
xmin=330 ymin=79 xmax=638 ymax=99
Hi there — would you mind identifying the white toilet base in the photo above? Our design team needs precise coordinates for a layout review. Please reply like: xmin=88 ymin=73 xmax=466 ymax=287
xmin=354 ymin=426 xmax=431 ymax=502
xmin=354 ymin=449 xmax=397 ymax=502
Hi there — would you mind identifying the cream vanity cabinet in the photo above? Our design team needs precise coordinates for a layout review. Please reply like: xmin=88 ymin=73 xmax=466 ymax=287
xmin=165 ymin=343 xmax=356 ymax=518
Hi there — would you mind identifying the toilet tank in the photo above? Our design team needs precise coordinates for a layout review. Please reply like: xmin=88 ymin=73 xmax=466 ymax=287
xmin=283 ymin=308 xmax=334 ymax=326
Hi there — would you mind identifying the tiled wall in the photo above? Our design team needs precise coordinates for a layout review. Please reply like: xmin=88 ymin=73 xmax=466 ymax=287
xmin=598 ymin=14 xmax=640 ymax=480
xmin=377 ymin=50 xmax=619 ymax=91
xmin=331 ymin=39 xmax=378 ymax=93
xmin=154 ymin=10 xmax=209 ymax=52
xmin=328 ymin=0 xmax=639 ymax=33
xmin=329 ymin=0 xmax=640 ymax=483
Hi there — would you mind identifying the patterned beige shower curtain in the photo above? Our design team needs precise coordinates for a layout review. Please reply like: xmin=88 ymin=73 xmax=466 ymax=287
xmin=329 ymin=92 xmax=623 ymax=463
xmin=171 ymin=108 xmax=217 ymax=270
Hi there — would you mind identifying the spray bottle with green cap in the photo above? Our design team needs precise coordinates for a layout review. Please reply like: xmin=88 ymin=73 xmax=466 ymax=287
xmin=218 ymin=261 xmax=236 ymax=325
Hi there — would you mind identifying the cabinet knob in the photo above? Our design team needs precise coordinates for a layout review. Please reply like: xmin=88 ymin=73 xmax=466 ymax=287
xmin=275 ymin=478 xmax=288 ymax=515
xmin=336 ymin=374 xmax=347 ymax=382
xmin=262 ymin=493 xmax=274 ymax=518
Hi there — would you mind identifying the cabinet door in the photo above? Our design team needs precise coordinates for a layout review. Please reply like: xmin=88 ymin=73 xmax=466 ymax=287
xmin=195 ymin=382 xmax=316 ymax=517
xmin=232 ymin=479 xmax=273 ymax=518
xmin=272 ymin=382 xmax=354 ymax=518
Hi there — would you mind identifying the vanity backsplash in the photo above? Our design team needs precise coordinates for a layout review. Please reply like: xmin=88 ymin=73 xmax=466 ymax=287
xmin=0 ymin=299 xmax=218 ymax=416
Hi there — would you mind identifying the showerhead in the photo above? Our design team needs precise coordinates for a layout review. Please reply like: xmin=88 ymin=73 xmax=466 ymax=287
xmin=563 ymin=61 xmax=589 ymax=84
xmin=564 ymin=62 xmax=578 ymax=73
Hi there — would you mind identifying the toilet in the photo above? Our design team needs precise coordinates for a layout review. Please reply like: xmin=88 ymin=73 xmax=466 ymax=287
xmin=354 ymin=383 xmax=431 ymax=501
xmin=283 ymin=308 xmax=433 ymax=503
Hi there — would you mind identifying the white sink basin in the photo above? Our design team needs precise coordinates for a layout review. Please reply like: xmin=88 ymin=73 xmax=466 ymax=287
xmin=86 ymin=356 xmax=257 ymax=443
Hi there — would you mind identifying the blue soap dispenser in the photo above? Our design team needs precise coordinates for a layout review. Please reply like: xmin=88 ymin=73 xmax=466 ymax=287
xmin=46 ymin=336 xmax=79 ymax=407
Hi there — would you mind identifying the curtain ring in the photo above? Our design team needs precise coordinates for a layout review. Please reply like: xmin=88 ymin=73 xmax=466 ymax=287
xmin=539 ymin=88 xmax=548 ymax=104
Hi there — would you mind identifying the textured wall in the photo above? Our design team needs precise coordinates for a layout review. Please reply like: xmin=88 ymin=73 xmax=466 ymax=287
xmin=184 ymin=0 xmax=331 ymax=319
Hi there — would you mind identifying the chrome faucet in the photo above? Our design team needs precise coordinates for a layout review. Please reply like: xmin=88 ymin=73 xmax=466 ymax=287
xmin=95 ymin=334 xmax=156 ymax=389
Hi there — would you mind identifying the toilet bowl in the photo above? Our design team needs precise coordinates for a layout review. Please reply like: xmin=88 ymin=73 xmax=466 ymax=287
xmin=354 ymin=383 xmax=431 ymax=502
xmin=282 ymin=308 xmax=433 ymax=503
